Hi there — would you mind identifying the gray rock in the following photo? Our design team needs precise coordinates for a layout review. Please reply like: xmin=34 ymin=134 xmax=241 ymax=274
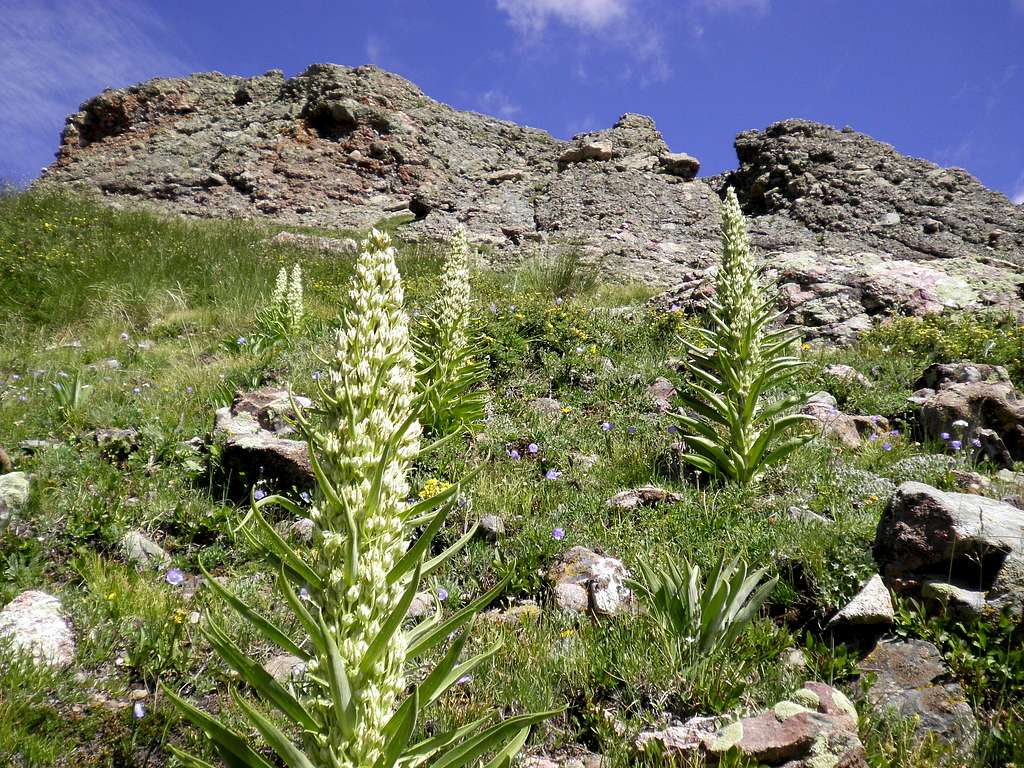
xmin=476 ymin=515 xmax=504 ymax=541
xmin=120 ymin=531 xmax=171 ymax=571
xmin=787 ymin=505 xmax=833 ymax=525
xmin=822 ymin=363 xmax=873 ymax=389
xmin=828 ymin=574 xmax=893 ymax=626
xmin=873 ymin=481 xmax=1024 ymax=613
xmin=263 ymin=653 xmax=306 ymax=683
xmin=0 ymin=591 xmax=75 ymax=668
xmin=213 ymin=388 xmax=315 ymax=496
xmin=606 ymin=485 xmax=682 ymax=511
xmin=0 ymin=472 xmax=30 ymax=531
xmin=659 ymin=152 xmax=700 ymax=179
xmin=548 ymin=547 xmax=632 ymax=616
xmin=406 ymin=592 xmax=435 ymax=619
xmin=528 ymin=397 xmax=564 ymax=418
xmin=858 ymin=640 xmax=976 ymax=750
xmin=920 ymin=581 xmax=987 ymax=617
xmin=647 ymin=377 xmax=677 ymax=411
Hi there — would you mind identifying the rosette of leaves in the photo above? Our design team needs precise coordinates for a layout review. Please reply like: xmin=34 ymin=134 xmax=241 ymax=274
xmin=163 ymin=230 xmax=556 ymax=768
xmin=413 ymin=229 xmax=487 ymax=436
xmin=627 ymin=555 xmax=777 ymax=668
xmin=673 ymin=188 xmax=812 ymax=485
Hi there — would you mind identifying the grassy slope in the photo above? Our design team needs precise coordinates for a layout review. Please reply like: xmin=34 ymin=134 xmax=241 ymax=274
xmin=0 ymin=189 xmax=1021 ymax=767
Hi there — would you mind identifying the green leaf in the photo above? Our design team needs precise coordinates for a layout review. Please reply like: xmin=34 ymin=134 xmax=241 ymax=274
xmin=375 ymin=687 xmax=419 ymax=768
xmin=198 ymin=560 xmax=307 ymax=661
xmin=407 ymin=575 xmax=510 ymax=659
xmin=430 ymin=708 xmax=563 ymax=768
xmin=231 ymin=689 xmax=316 ymax=768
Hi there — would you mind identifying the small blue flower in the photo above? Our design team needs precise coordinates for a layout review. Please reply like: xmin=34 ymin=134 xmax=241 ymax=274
xmin=545 ymin=468 xmax=561 ymax=480
xmin=970 ymin=438 xmax=982 ymax=448
xmin=299 ymin=587 xmax=310 ymax=601
xmin=627 ymin=426 xmax=637 ymax=435
xmin=489 ymin=302 xmax=497 ymax=313
xmin=600 ymin=421 xmax=613 ymax=431
xmin=527 ymin=443 xmax=539 ymax=455
xmin=869 ymin=433 xmax=878 ymax=442
xmin=300 ymin=491 xmax=312 ymax=503
xmin=890 ymin=429 xmax=900 ymax=437
xmin=941 ymin=432 xmax=951 ymax=440
xmin=133 ymin=701 xmax=146 ymax=719
xmin=951 ymin=439 xmax=962 ymax=451
xmin=185 ymin=386 xmax=194 ymax=394
xmin=575 ymin=345 xmax=584 ymax=353
xmin=508 ymin=449 xmax=521 ymax=460
xmin=132 ymin=387 xmax=141 ymax=395
xmin=551 ymin=527 xmax=565 ymax=540
xmin=237 ymin=336 xmax=247 ymax=346
xmin=456 ymin=674 xmax=473 ymax=685
xmin=253 ymin=488 xmax=267 ymax=501
xmin=555 ymin=297 xmax=564 ymax=306
xmin=437 ymin=588 xmax=448 ymax=601
xmin=667 ymin=425 xmax=678 ymax=434
xmin=311 ymin=370 xmax=321 ymax=381
xmin=165 ymin=568 xmax=185 ymax=586
xmin=882 ymin=442 xmax=893 ymax=451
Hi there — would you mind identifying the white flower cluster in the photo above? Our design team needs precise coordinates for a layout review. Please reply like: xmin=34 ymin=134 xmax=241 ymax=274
xmin=434 ymin=228 xmax=472 ymax=352
xmin=308 ymin=228 xmax=421 ymax=766
xmin=271 ymin=263 xmax=305 ymax=331
xmin=715 ymin=187 xmax=763 ymax=374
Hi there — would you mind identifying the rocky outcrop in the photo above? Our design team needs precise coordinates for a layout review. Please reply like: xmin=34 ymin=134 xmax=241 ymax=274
xmin=873 ymin=481 xmax=1024 ymax=614
xmin=0 ymin=471 xmax=30 ymax=533
xmin=44 ymin=65 xmax=1023 ymax=340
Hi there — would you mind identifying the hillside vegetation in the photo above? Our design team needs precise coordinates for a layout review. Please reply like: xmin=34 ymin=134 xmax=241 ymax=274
xmin=0 ymin=189 xmax=1022 ymax=767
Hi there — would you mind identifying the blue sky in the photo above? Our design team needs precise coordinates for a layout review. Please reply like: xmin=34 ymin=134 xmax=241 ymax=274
xmin=2 ymin=0 xmax=1023 ymax=202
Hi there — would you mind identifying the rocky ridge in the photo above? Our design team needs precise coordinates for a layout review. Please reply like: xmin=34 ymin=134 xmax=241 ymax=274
xmin=44 ymin=64 xmax=1024 ymax=339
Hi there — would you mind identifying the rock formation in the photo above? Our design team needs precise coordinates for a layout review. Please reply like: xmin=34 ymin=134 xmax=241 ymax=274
xmin=44 ymin=64 xmax=1024 ymax=339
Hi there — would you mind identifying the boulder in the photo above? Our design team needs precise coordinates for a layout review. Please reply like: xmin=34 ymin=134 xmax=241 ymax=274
xmin=828 ymin=574 xmax=893 ymax=626
xmin=822 ymin=363 xmax=873 ymax=389
xmin=558 ymin=140 xmax=613 ymax=164
xmin=858 ymin=640 xmax=976 ymax=749
xmin=476 ymin=515 xmax=505 ymax=541
xmin=213 ymin=388 xmax=314 ymax=496
xmin=548 ymin=547 xmax=632 ymax=616
xmin=801 ymin=393 xmax=889 ymax=449
xmin=637 ymin=682 xmax=866 ymax=767
xmin=0 ymin=591 xmax=75 ymax=668
xmin=873 ymin=481 xmax=1024 ymax=613
xmin=911 ymin=363 xmax=1024 ymax=469
xmin=120 ymin=530 xmax=171 ymax=571
xmin=659 ymin=152 xmax=700 ymax=179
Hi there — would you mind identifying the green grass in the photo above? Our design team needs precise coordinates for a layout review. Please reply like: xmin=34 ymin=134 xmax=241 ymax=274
xmin=0 ymin=187 xmax=1021 ymax=766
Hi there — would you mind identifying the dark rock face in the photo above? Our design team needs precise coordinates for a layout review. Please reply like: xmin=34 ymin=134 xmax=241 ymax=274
xmin=44 ymin=66 xmax=1024 ymax=339
xmin=873 ymin=481 xmax=1024 ymax=614
xmin=858 ymin=640 xmax=977 ymax=750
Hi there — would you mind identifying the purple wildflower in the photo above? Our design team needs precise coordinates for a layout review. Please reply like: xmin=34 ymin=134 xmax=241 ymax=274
xmin=545 ymin=468 xmax=561 ymax=480
xmin=508 ymin=449 xmax=521 ymax=460
xmin=951 ymin=440 xmax=962 ymax=451
xmin=299 ymin=587 xmax=310 ymax=601
xmin=456 ymin=674 xmax=473 ymax=686
xmin=165 ymin=568 xmax=185 ymax=586
xmin=869 ymin=433 xmax=878 ymax=442
xmin=667 ymin=425 xmax=678 ymax=434
xmin=575 ymin=346 xmax=584 ymax=354
xmin=890 ymin=429 xmax=900 ymax=437
xmin=600 ymin=421 xmax=613 ymax=431
xmin=551 ymin=527 xmax=565 ymax=540
xmin=940 ymin=432 xmax=951 ymax=440
xmin=882 ymin=442 xmax=893 ymax=451
xmin=185 ymin=386 xmax=194 ymax=394
xmin=555 ymin=297 xmax=564 ymax=306
xmin=300 ymin=491 xmax=311 ymax=503
xmin=627 ymin=426 xmax=637 ymax=435
xmin=311 ymin=370 xmax=321 ymax=381
xmin=237 ymin=336 xmax=247 ymax=346
xmin=527 ymin=442 xmax=539 ymax=455
xmin=437 ymin=588 xmax=449 ymax=602
xmin=970 ymin=438 xmax=982 ymax=448
xmin=253 ymin=488 xmax=267 ymax=501
xmin=132 ymin=386 xmax=141 ymax=394
xmin=133 ymin=701 xmax=145 ymax=719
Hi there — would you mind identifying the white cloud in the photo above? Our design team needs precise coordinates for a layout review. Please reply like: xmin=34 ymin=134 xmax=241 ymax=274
xmin=366 ymin=35 xmax=384 ymax=65
xmin=691 ymin=0 xmax=770 ymax=13
xmin=1011 ymin=173 xmax=1024 ymax=204
xmin=495 ymin=0 xmax=632 ymax=33
xmin=494 ymin=0 xmax=670 ymax=82
xmin=478 ymin=89 xmax=522 ymax=118
xmin=0 ymin=0 xmax=188 ymax=182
